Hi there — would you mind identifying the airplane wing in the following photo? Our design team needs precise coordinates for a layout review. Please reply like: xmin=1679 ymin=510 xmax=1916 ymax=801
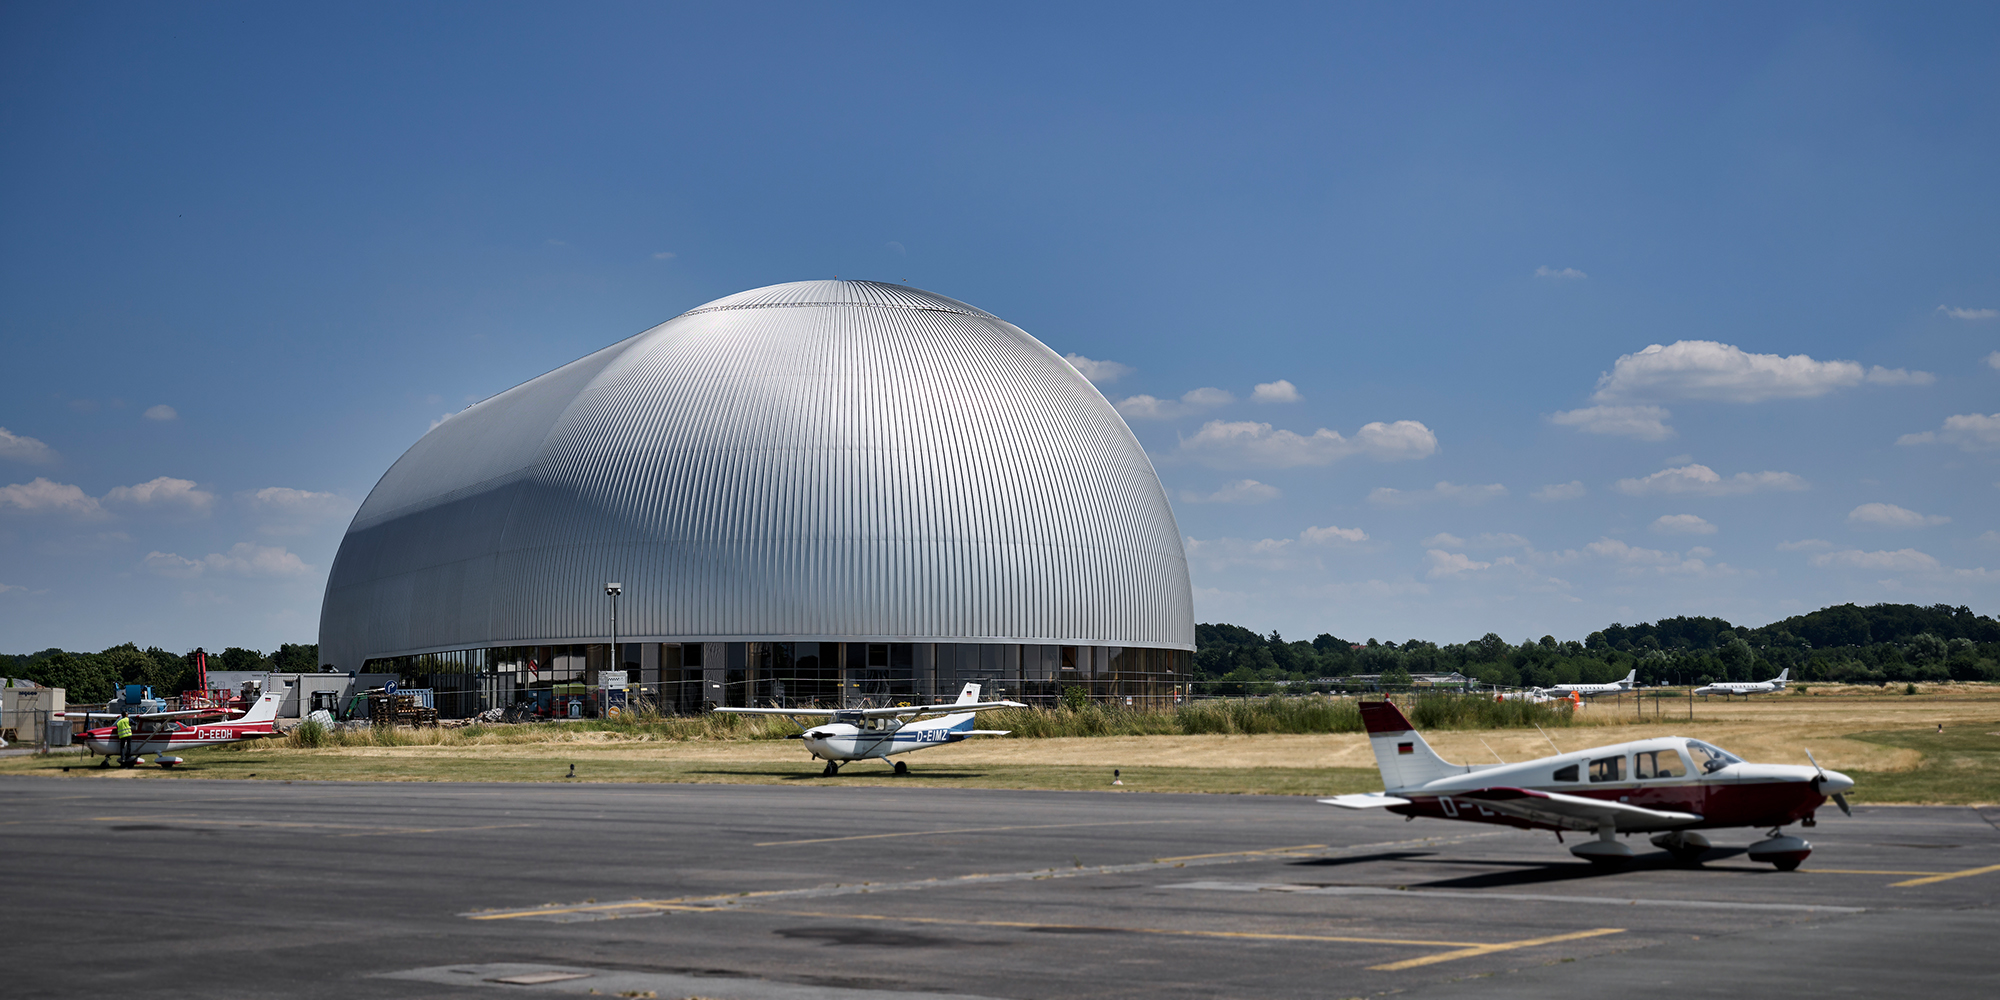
xmin=868 ymin=701 xmax=1025 ymax=718
xmin=710 ymin=707 xmax=837 ymax=717
xmin=1320 ymin=792 xmax=1413 ymax=809
xmin=1453 ymin=786 xmax=1702 ymax=831
xmin=62 ymin=708 xmax=210 ymax=722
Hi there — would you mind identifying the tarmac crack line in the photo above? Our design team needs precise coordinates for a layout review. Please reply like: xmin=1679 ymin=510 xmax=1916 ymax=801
xmin=461 ymin=831 xmax=1511 ymax=922
xmin=754 ymin=818 xmax=1200 ymax=847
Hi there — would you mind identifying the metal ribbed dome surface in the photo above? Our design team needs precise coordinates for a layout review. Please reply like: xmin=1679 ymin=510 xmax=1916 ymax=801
xmin=319 ymin=280 xmax=1192 ymax=669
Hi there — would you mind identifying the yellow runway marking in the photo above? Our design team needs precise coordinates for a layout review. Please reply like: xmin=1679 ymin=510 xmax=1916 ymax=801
xmin=1805 ymin=869 xmax=1940 ymax=876
xmin=755 ymin=819 xmax=1195 ymax=847
xmin=1366 ymin=928 xmax=1627 ymax=971
xmin=1891 ymin=863 xmax=2000 ymax=887
xmin=1155 ymin=844 xmax=1327 ymax=862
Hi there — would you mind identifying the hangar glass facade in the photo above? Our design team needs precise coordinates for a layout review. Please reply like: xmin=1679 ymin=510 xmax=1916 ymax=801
xmin=364 ymin=641 xmax=1188 ymax=719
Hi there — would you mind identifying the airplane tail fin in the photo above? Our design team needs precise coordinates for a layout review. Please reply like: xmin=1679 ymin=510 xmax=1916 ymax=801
xmin=235 ymin=692 xmax=285 ymax=725
xmin=1774 ymin=669 xmax=1789 ymax=686
xmin=955 ymin=683 xmax=981 ymax=706
xmin=1621 ymin=669 xmax=1637 ymax=688
xmin=1359 ymin=701 xmax=1466 ymax=791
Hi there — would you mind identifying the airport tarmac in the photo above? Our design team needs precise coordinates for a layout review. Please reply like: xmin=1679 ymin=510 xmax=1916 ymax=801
xmin=4 ymin=777 xmax=1995 ymax=999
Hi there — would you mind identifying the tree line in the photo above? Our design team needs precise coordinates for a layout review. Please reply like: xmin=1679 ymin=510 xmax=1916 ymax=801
xmin=1193 ymin=602 xmax=2000 ymax=694
xmin=2 ymin=644 xmax=320 ymax=703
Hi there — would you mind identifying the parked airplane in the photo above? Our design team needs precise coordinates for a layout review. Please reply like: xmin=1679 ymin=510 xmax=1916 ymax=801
xmin=713 ymin=683 xmax=1025 ymax=775
xmin=1535 ymin=669 xmax=1638 ymax=698
xmin=1323 ymin=700 xmax=1853 ymax=870
xmin=70 ymin=692 xmax=285 ymax=767
xmin=1694 ymin=669 xmax=1790 ymax=697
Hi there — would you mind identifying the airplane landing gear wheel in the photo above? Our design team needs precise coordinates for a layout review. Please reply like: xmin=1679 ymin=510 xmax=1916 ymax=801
xmin=1666 ymin=846 xmax=1706 ymax=865
xmin=821 ymin=760 xmax=839 ymax=777
xmin=893 ymin=760 xmax=908 ymax=775
xmin=1771 ymin=857 xmax=1802 ymax=872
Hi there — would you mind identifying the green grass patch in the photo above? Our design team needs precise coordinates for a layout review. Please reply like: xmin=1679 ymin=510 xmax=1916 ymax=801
xmin=1845 ymin=722 xmax=2000 ymax=805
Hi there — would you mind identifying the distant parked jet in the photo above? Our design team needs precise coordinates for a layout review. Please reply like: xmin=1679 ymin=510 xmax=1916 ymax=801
xmin=1535 ymin=669 xmax=1637 ymax=698
xmin=1694 ymin=669 xmax=1790 ymax=697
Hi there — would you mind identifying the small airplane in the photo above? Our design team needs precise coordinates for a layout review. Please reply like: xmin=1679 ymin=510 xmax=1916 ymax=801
xmin=1322 ymin=700 xmax=1854 ymax=870
xmin=712 ymin=682 xmax=1024 ymax=776
xmin=1694 ymin=669 xmax=1790 ymax=697
xmin=1535 ymin=669 xmax=1637 ymax=698
xmin=69 ymin=692 xmax=286 ymax=768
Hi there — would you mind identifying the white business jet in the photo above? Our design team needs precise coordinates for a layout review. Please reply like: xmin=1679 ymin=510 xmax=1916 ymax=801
xmin=1536 ymin=669 xmax=1637 ymax=698
xmin=713 ymin=683 xmax=1025 ymax=776
xmin=1694 ymin=669 xmax=1789 ymax=697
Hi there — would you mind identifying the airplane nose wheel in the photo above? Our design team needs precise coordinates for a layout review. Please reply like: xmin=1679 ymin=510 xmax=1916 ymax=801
xmin=821 ymin=760 xmax=840 ymax=777
xmin=893 ymin=760 xmax=908 ymax=775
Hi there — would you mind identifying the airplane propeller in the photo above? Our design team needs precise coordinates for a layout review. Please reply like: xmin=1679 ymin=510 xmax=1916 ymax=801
xmin=1805 ymin=748 xmax=1852 ymax=816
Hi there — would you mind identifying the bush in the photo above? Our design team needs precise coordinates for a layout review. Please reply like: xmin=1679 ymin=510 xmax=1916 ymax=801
xmin=287 ymin=718 xmax=330 ymax=748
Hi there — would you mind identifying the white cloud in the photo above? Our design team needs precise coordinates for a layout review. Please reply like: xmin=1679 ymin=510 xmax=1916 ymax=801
xmin=1300 ymin=524 xmax=1369 ymax=544
xmin=143 ymin=542 xmax=311 ymax=579
xmin=1251 ymin=380 xmax=1301 ymax=403
xmin=1426 ymin=550 xmax=1493 ymax=577
xmin=1532 ymin=481 xmax=1586 ymax=502
xmin=1117 ymin=387 xmax=1234 ymax=420
xmin=1897 ymin=413 xmax=2000 ymax=451
xmin=1847 ymin=503 xmax=1949 ymax=529
xmin=652 ymin=251 xmax=676 ymax=260
xmin=1578 ymin=537 xmax=1734 ymax=577
xmin=1180 ymin=419 xmax=1436 ymax=468
xmin=1652 ymin=514 xmax=1717 ymax=535
xmin=1809 ymin=548 xmax=1942 ymax=572
xmin=1591 ymin=340 xmax=1930 ymax=403
xmin=1978 ymin=530 xmax=2000 ymax=546
xmin=1938 ymin=305 xmax=1997 ymax=320
xmin=1777 ymin=538 xmax=1832 ymax=551
xmin=142 ymin=404 xmax=178 ymax=421
xmin=1548 ymin=405 xmax=1675 ymax=440
xmin=0 ymin=427 xmax=57 ymax=464
xmin=1474 ymin=532 xmax=1532 ymax=549
xmin=1183 ymin=536 xmax=1307 ymax=572
xmin=1613 ymin=464 xmax=1808 ymax=497
xmin=0 ymin=478 xmax=105 ymax=517
xmin=1863 ymin=366 xmax=1934 ymax=386
xmin=1064 ymin=354 xmax=1132 ymax=384
xmin=243 ymin=486 xmax=355 ymax=535
xmin=103 ymin=476 xmax=214 ymax=512
xmin=1987 ymin=351 xmax=2000 ymax=371
xmin=1535 ymin=266 xmax=1587 ymax=280
xmin=1179 ymin=479 xmax=1281 ymax=504
xmin=1368 ymin=481 xmax=1507 ymax=507
xmin=1420 ymin=532 xmax=1466 ymax=548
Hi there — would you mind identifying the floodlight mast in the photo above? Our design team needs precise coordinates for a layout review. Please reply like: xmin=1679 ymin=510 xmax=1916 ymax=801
xmin=605 ymin=582 xmax=622 ymax=675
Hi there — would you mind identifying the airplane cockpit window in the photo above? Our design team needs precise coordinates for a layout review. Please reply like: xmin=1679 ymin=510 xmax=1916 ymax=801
xmin=1552 ymin=763 xmax=1579 ymax=782
xmin=1685 ymin=739 xmax=1742 ymax=773
xmin=1634 ymin=749 xmax=1687 ymax=779
xmin=1588 ymin=755 xmax=1625 ymax=783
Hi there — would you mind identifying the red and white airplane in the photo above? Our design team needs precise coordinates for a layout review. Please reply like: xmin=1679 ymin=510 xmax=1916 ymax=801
xmin=1323 ymin=700 xmax=1854 ymax=870
xmin=70 ymin=692 xmax=286 ymax=767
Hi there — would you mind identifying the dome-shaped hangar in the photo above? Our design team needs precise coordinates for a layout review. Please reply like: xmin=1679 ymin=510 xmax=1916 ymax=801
xmin=320 ymin=281 xmax=1193 ymax=717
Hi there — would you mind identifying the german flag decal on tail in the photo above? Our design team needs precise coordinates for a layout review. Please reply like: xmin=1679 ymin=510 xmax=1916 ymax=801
xmin=1397 ymin=742 xmax=1414 ymax=755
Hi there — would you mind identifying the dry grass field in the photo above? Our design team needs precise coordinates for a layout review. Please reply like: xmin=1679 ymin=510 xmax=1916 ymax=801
xmin=6 ymin=685 xmax=1995 ymax=803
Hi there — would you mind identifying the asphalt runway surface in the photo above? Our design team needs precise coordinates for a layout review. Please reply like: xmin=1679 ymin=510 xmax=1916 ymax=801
xmin=5 ymin=776 xmax=1996 ymax=999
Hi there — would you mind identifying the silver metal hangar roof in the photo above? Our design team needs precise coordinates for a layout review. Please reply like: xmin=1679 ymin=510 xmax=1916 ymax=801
xmin=318 ymin=281 xmax=1193 ymax=671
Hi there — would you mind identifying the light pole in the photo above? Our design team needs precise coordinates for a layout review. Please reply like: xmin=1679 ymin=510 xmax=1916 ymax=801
xmin=605 ymin=582 xmax=622 ymax=682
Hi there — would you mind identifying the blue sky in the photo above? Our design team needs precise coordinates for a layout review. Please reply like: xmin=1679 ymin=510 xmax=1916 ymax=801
xmin=2 ymin=3 xmax=1995 ymax=653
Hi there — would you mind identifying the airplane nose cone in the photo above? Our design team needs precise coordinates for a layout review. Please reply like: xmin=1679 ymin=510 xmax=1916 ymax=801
xmin=1820 ymin=769 xmax=1855 ymax=794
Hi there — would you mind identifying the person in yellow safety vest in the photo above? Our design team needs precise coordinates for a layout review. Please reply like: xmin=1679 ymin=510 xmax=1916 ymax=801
xmin=113 ymin=711 xmax=133 ymax=763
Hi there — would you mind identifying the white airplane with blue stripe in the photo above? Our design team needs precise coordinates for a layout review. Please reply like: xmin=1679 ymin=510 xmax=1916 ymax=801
xmin=713 ymin=683 xmax=1024 ymax=776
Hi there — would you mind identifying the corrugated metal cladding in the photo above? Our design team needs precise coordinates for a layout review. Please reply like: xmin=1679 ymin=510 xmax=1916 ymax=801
xmin=319 ymin=281 xmax=1194 ymax=671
